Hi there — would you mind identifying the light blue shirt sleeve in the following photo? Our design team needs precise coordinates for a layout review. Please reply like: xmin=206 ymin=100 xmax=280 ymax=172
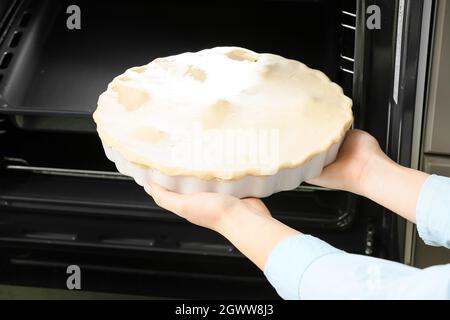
xmin=416 ymin=175 xmax=450 ymax=248
xmin=264 ymin=174 xmax=450 ymax=300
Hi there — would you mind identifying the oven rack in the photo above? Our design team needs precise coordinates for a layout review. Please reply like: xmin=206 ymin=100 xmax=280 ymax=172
xmin=339 ymin=5 xmax=357 ymax=83
xmin=4 ymin=161 xmax=334 ymax=192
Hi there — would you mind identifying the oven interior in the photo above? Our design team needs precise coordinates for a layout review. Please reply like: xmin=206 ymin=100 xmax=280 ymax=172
xmin=0 ymin=0 xmax=384 ymax=299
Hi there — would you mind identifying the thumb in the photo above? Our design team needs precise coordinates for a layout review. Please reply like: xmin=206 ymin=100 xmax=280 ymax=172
xmin=144 ymin=182 xmax=188 ymax=215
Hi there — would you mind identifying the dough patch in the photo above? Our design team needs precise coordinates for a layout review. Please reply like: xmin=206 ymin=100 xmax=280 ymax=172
xmin=226 ymin=49 xmax=258 ymax=62
xmin=201 ymin=99 xmax=233 ymax=129
xmin=112 ymin=84 xmax=149 ymax=111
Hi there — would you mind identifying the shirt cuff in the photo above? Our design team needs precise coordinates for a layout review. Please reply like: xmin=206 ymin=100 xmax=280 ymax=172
xmin=263 ymin=234 xmax=342 ymax=300
xmin=416 ymin=174 xmax=450 ymax=248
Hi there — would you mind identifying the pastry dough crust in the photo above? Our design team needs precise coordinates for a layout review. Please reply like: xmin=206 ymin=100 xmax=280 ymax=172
xmin=93 ymin=47 xmax=353 ymax=180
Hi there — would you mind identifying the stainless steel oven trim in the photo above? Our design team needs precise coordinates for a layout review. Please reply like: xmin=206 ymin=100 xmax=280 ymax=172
xmin=393 ymin=0 xmax=405 ymax=105
xmin=403 ymin=0 xmax=434 ymax=266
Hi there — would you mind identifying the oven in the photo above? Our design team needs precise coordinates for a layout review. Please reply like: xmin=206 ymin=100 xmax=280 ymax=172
xmin=0 ymin=0 xmax=434 ymax=298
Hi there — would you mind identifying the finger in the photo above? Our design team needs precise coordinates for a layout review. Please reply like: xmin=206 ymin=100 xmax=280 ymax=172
xmin=242 ymin=198 xmax=271 ymax=216
xmin=306 ymin=176 xmax=330 ymax=186
xmin=305 ymin=177 xmax=319 ymax=185
xmin=144 ymin=182 xmax=188 ymax=215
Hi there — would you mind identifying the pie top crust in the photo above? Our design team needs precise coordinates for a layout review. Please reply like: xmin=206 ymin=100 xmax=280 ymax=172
xmin=93 ymin=47 xmax=353 ymax=180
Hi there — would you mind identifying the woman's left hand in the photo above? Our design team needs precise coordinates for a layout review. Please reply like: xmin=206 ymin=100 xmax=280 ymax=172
xmin=144 ymin=183 xmax=271 ymax=232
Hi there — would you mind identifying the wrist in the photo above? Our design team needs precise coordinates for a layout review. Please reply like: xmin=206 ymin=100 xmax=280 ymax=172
xmin=213 ymin=202 xmax=301 ymax=271
xmin=355 ymin=153 xmax=404 ymax=199
xmin=213 ymin=203 xmax=255 ymax=234
xmin=356 ymin=152 xmax=398 ymax=198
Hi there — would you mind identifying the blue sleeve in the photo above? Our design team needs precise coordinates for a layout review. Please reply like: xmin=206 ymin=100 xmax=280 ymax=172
xmin=264 ymin=175 xmax=450 ymax=299
xmin=416 ymin=175 xmax=450 ymax=248
xmin=264 ymin=235 xmax=450 ymax=299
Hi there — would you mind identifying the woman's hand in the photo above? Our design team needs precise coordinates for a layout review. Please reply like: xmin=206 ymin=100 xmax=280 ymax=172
xmin=145 ymin=184 xmax=297 ymax=271
xmin=308 ymin=129 xmax=429 ymax=223
xmin=145 ymin=183 xmax=271 ymax=232
xmin=307 ymin=129 xmax=387 ymax=195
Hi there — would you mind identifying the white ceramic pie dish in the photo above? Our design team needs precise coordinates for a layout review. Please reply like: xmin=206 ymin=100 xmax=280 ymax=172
xmin=102 ymin=140 xmax=341 ymax=198
xmin=94 ymin=47 xmax=352 ymax=198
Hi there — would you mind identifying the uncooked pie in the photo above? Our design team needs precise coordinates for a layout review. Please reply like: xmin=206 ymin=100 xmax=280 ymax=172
xmin=93 ymin=47 xmax=353 ymax=197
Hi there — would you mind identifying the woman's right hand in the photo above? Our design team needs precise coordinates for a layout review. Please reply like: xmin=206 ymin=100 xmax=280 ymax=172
xmin=307 ymin=129 xmax=388 ymax=195
xmin=308 ymin=129 xmax=429 ymax=223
